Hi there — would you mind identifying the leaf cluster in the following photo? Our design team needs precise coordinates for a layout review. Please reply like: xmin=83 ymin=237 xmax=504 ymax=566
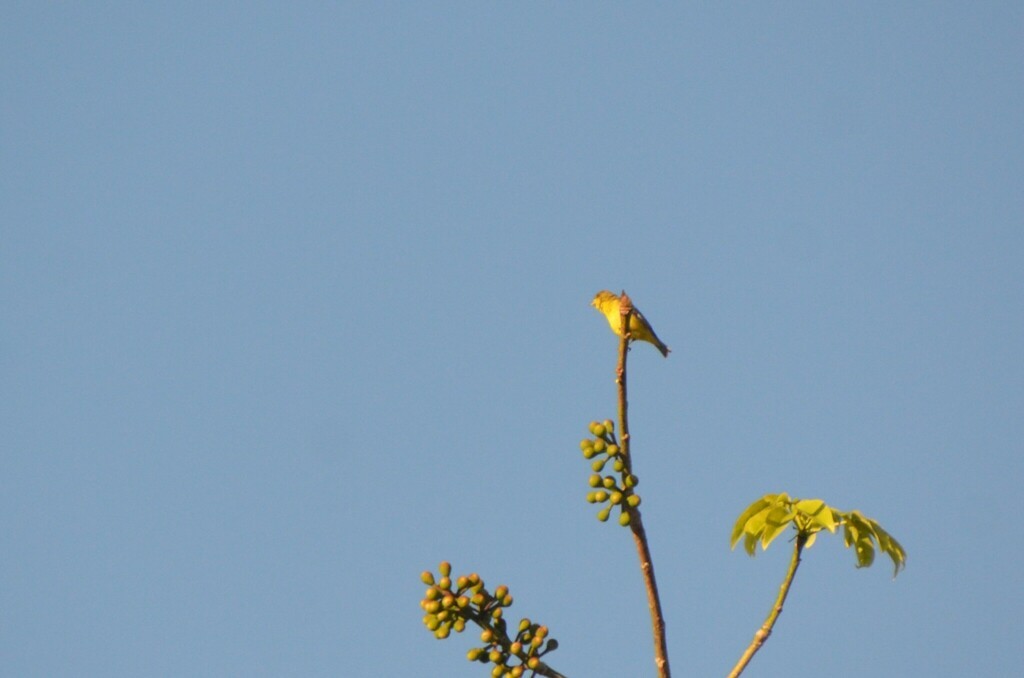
xmin=731 ymin=493 xmax=906 ymax=576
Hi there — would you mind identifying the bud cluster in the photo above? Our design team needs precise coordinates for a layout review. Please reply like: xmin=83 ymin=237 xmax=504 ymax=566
xmin=420 ymin=562 xmax=559 ymax=677
xmin=579 ymin=420 xmax=641 ymax=526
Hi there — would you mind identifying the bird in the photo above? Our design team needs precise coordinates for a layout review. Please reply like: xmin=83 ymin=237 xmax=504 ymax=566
xmin=591 ymin=290 xmax=670 ymax=357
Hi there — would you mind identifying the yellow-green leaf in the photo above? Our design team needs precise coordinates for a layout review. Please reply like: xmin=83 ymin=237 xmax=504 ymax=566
xmin=731 ymin=497 xmax=772 ymax=548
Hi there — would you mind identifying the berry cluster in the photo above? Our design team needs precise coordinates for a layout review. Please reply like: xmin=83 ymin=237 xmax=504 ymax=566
xmin=580 ymin=420 xmax=641 ymax=526
xmin=420 ymin=562 xmax=560 ymax=677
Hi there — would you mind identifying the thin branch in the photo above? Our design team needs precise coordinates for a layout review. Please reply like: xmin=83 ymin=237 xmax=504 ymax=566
xmin=617 ymin=292 xmax=672 ymax=678
xmin=727 ymin=533 xmax=807 ymax=678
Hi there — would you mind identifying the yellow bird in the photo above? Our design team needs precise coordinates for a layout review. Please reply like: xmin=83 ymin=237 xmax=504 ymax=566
xmin=591 ymin=290 xmax=670 ymax=357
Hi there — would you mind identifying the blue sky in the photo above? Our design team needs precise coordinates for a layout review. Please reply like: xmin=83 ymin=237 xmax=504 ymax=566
xmin=2 ymin=4 xmax=1021 ymax=677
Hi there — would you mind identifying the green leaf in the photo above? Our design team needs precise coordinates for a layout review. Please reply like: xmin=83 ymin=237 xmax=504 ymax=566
xmin=731 ymin=497 xmax=772 ymax=548
xmin=854 ymin=538 xmax=875 ymax=569
xmin=760 ymin=506 xmax=794 ymax=549
xmin=867 ymin=517 xmax=907 ymax=576
xmin=794 ymin=498 xmax=825 ymax=516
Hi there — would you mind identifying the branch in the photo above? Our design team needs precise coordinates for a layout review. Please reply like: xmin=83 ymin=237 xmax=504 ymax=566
xmin=617 ymin=293 xmax=672 ymax=678
xmin=727 ymin=533 xmax=807 ymax=678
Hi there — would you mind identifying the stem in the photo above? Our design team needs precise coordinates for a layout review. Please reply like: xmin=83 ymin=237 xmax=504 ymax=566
xmin=460 ymin=609 xmax=567 ymax=678
xmin=617 ymin=294 xmax=672 ymax=678
xmin=726 ymin=533 xmax=807 ymax=678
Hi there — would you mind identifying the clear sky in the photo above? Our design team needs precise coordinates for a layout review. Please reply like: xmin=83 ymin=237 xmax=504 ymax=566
xmin=2 ymin=4 xmax=1021 ymax=677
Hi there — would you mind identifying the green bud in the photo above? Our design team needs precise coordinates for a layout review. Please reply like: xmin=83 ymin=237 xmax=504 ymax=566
xmin=591 ymin=459 xmax=606 ymax=472
xmin=592 ymin=438 xmax=606 ymax=453
xmin=593 ymin=490 xmax=609 ymax=502
xmin=468 ymin=648 xmax=484 ymax=662
xmin=591 ymin=423 xmax=606 ymax=437
xmin=518 ymin=618 xmax=531 ymax=632
xmin=439 ymin=576 xmax=451 ymax=590
xmin=606 ymin=444 xmax=619 ymax=456
xmin=627 ymin=494 xmax=641 ymax=508
xmin=421 ymin=571 xmax=435 ymax=585
xmin=439 ymin=561 xmax=451 ymax=577
xmin=613 ymin=459 xmax=624 ymax=472
xmin=609 ymin=491 xmax=622 ymax=505
xmin=588 ymin=474 xmax=601 ymax=487
xmin=603 ymin=419 xmax=614 ymax=432
xmin=597 ymin=507 xmax=611 ymax=522
xmin=435 ymin=624 xmax=451 ymax=639
xmin=619 ymin=511 xmax=632 ymax=526
xmin=602 ymin=476 xmax=616 ymax=489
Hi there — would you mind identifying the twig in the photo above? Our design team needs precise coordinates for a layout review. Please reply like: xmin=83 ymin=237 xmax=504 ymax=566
xmin=727 ymin=533 xmax=807 ymax=678
xmin=617 ymin=293 xmax=672 ymax=678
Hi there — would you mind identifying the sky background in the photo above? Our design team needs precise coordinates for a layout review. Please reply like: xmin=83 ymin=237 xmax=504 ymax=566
xmin=2 ymin=3 xmax=1022 ymax=677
